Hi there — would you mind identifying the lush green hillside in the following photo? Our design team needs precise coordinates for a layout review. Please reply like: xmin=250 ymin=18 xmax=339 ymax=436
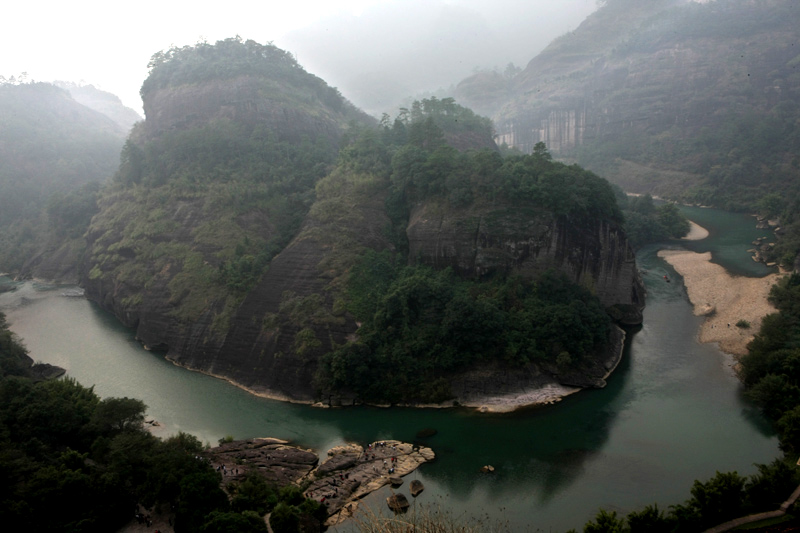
xmin=0 ymin=82 xmax=126 ymax=274
xmin=311 ymin=100 xmax=628 ymax=403
xmin=84 ymin=47 xmax=640 ymax=405
xmin=82 ymin=38 xmax=373 ymax=352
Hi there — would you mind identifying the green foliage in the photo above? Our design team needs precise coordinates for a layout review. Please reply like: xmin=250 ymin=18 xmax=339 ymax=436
xmin=583 ymin=509 xmax=626 ymax=533
xmin=201 ymin=510 xmax=268 ymax=533
xmin=736 ymin=319 xmax=751 ymax=329
xmin=141 ymin=37 xmax=358 ymax=119
xmin=46 ymin=181 xmax=101 ymax=238
xmin=174 ymin=470 xmax=230 ymax=532
xmin=0 ymin=312 xmax=32 ymax=378
xmin=269 ymin=502 xmax=300 ymax=533
xmin=656 ymin=203 xmax=691 ymax=239
xmin=317 ymin=253 xmax=610 ymax=403
xmin=613 ymin=192 xmax=692 ymax=248
xmin=230 ymin=473 xmax=279 ymax=515
xmin=92 ymin=113 xmax=337 ymax=318
xmin=90 ymin=396 xmax=146 ymax=433
xmin=577 ymin=461 xmax=800 ymax=532
xmin=684 ymin=470 xmax=748 ymax=530
xmin=387 ymin=119 xmax=623 ymax=225
xmin=738 ymin=274 xmax=800 ymax=442
xmin=625 ymin=504 xmax=671 ymax=533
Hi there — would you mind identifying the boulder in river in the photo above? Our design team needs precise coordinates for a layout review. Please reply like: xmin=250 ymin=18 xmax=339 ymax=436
xmin=387 ymin=493 xmax=410 ymax=513
xmin=410 ymin=479 xmax=424 ymax=497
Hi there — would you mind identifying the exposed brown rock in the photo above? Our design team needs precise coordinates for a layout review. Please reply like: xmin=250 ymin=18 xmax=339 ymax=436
xmin=387 ymin=493 xmax=410 ymax=513
xmin=407 ymin=201 xmax=644 ymax=324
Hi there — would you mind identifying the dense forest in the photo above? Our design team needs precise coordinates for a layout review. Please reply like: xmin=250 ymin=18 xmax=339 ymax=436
xmin=273 ymin=97 xmax=629 ymax=403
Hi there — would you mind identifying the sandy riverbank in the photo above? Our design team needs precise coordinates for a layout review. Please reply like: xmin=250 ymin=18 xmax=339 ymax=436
xmin=658 ymin=249 xmax=784 ymax=356
xmin=683 ymin=220 xmax=710 ymax=241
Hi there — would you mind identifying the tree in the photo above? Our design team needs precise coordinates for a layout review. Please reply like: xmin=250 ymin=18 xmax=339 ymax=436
xmin=269 ymin=502 xmax=300 ymax=533
xmin=626 ymin=504 xmax=672 ymax=533
xmin=686 ymin=470 xmax=747 ymax=529
xmin=175 ymin=471 xmax=230 ymax=532
xmin=200 ymin=511 xmax=268 ymax=533
xmin=91 ymin=397 xmax=146 ymax=434
xmin=532 ymin=141 xmax=552 ymax=160
xmin=583 ymin=509 xmax=626 ymax=533
xmin=657 ymin=203 xmax=691 ymax=238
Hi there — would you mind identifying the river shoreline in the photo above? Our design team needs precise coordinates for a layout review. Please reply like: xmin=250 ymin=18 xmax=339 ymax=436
xmin=658 ymin=249 xmax=784 ymax=356
xmin=162 ymin=327 xmax=628 ymax=414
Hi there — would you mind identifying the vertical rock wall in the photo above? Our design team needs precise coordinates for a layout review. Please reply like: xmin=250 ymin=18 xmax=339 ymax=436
xmin=406 ymin=202 xmax=644 ymax=324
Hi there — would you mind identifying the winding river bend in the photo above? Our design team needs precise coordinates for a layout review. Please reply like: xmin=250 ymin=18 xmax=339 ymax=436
xmin=0 ymin=207 xmax=780 ymax=531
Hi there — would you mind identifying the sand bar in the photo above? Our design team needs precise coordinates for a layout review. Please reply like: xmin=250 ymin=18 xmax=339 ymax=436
xmin=658 ymin=250 xmax=783 ymax=355
xmin=682 ymin=220 xmax=710 ymax=241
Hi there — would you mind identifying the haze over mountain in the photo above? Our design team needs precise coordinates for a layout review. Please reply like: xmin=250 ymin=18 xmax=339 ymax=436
xmin=3 ymin=0 xmax=596 ymax=115
xmin=279 ymin=0 xmax=597 ymax=115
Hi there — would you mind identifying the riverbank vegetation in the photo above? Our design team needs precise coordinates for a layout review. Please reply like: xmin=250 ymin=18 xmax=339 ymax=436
xmin=0 ymin=311 xmax=323 ymax=532
xmin=317 ymin=256 xmax=610 ymax=403
xmin=613 ymin=192 xmax=691 ymax=249
xmin=565 ymin=272 xmax=800 ymax=532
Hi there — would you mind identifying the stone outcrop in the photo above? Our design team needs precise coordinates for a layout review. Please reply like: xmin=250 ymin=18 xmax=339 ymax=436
xmin=407 ymin=202 xmax=644 ymax=324
xmin=204 ymin=438 xmax=435 ymax=527
xmin=142 ymin=75 xmax=355 ymax=147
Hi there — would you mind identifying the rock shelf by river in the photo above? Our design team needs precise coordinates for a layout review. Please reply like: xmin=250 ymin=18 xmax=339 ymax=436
xmin=203 ymin=437 xmax=434 ymax=526
xmin=658 ymin=249 xmax=784 ymax=356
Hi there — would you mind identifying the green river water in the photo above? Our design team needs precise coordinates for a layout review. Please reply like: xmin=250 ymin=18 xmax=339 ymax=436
xmin=0 ymin=207 xmax=781 ymax=531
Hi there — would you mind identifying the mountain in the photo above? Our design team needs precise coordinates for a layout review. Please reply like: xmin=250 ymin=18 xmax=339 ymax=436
xmin=55 ymin=81 xmax=142 ymax=132
xmin=81 ymin=38 xmax=643 ymax=406
xmin=0 ymin=82 xmax=127 ymax=276
xmin=456 ymin=0 xmax=800 ymax=213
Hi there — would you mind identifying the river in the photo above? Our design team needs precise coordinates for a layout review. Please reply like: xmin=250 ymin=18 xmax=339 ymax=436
xmin=0 ymin=207 xmax=780 ymax=532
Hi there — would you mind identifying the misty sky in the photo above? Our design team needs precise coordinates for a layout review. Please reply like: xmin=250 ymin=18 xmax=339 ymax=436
xmin=5 ymin=0 xmax=596 ymax=117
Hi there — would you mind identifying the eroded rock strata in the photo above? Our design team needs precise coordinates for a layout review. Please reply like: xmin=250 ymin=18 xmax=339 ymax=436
xmin=203 ymin=438 xmax=435 ymax=526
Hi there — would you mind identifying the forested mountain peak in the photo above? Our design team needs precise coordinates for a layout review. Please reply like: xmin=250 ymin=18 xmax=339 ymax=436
xmin=137 ymin=37 xmax=372 ymax=142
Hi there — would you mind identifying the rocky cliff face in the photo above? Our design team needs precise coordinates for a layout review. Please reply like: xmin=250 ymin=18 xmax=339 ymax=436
xmin=457 ymin=0 xmax=800 ymax=197
xmin=84 ymin=173 xmax=395 ymax=402
xmin=142 ymin=76 xmax=348 ymax=147
xmin=407 ymin=201 xmax=644 ymax=325
xmin=82 ymin=40 xmax=645 ymax=405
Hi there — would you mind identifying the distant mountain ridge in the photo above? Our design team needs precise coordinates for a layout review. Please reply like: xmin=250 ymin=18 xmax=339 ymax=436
xmin=55 ymin=81 xmax=142 ymax=132
xmin=0 ymin=81 xmax=128 ymax=276
xmin=456 ymin=0 xmax=800 ymax=210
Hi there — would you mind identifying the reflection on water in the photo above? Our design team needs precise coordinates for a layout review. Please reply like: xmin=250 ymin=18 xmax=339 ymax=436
xmin=0 ymin=206 xmax=782 ymax=531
